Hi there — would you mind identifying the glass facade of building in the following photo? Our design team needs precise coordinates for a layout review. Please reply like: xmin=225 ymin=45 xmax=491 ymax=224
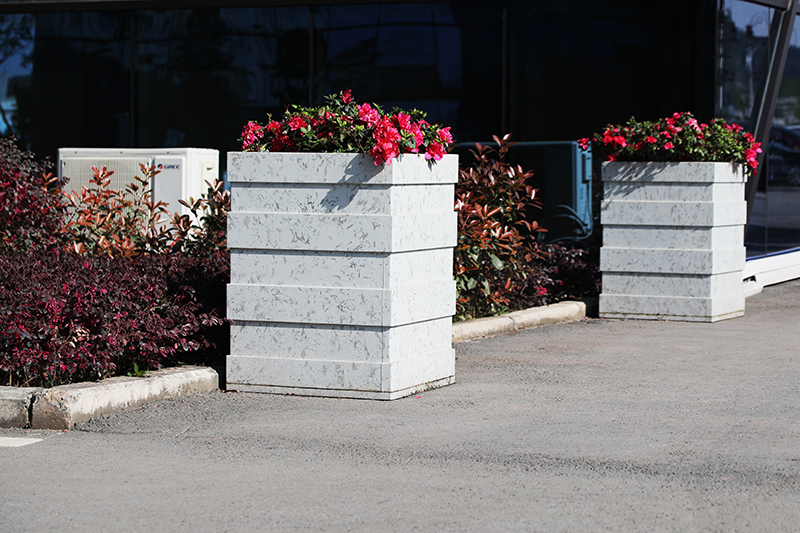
xmin=718 ymin=0 xmax=800 ymax=258
xmin=0 ymin=1 xmax=715 ymax=157
xmin=2 ymin=0 xmax=800 ymax=257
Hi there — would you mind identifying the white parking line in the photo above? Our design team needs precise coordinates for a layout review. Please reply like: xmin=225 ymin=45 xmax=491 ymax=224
xmin=0 ymin=437 xmax=42 ymax=448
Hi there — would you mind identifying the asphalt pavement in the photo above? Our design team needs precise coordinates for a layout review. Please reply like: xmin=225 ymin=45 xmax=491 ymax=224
xmin=2 ymin=280 xmax=800 ymax=532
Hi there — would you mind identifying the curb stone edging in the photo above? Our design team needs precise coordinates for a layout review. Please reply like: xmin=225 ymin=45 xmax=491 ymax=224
xmin=0 ymin=366 xmax=218 ymax=430
xmin=0 ymin=299 xmax=594 ymax=428
xmin=0 ymin=387 xmax=42 ymax=429
xmin=452 ymin=298 xmax=597 ymax=343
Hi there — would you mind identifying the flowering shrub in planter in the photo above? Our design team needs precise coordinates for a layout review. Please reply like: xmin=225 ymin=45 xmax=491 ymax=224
xmin=579 ymin=111 xmax=762 ymax=175
xmin=581 ymin=112 xmax=753 ymax=322
xmin=240 ymin=89 xmax=453 ymax=165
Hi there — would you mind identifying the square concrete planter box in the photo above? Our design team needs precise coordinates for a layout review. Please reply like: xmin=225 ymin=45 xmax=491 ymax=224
xmin=600 ymin=161 xmax=746 ymax=322
xmin=226 ymin=152 xmax=458 ymax=399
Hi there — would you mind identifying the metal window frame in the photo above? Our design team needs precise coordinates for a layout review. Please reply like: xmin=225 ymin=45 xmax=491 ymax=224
xmin=745 ymin=0 xmax=799 ymax=228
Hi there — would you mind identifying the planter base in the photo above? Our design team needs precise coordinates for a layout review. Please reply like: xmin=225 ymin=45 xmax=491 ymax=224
xmin=227 ymin=374 xmax=455 ymax=401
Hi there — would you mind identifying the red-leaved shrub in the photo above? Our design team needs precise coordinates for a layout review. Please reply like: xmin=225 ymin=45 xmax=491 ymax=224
xmin=0 ymin=250 xmax=227 ymax=387
xmin=454 ymin=134 xmax=545 ymax=319
xmin=0 ymin=138 xmax=68 ymax=254
xmin=0 ymin=139 xmax=230 ymax=387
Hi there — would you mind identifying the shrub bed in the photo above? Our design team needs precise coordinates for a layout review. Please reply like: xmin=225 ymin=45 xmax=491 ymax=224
xmin=0 ymin=139 xmax=230 ymax=387
xmin=454 ymin=135 xmax=600 ymax=320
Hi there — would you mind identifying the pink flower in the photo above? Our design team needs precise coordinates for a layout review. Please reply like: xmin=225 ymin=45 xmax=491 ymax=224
xmin=663 ymin=142 xmax=675 ymax=150
xmin=241 ymin=121 xmax=264 ymax=149
xmin=645 ymin=136 xmax=656 ymax=144
xmin=578 ymin=138 xmax=590 ymax=150
xmin=341 ymin=89 xmax=352 ymax=104
xmin=407 ymin=122 xmax=424 ymax=151
xmin=357 ymin=103 xmax=380 ymax=128
xmin=438 ymin=127 xmax=453 ymax=144
xmin=369 ymin=117 xmax=402 ymax=165
xmin=393 ymin=113 xmax=411 ymax=131
xmin=287 ymin=116 xmax=308 ymax=131
xmin=425 ymin=141 xmax=445 ymax=161
xmin=272 ymin=134 xmax=296 ymax=152
xmin=745 ymin=143 xmax=763 ymax=169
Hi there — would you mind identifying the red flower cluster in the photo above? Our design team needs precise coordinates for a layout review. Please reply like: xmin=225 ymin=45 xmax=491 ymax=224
xmin=240 ymin=121 xmax=264 ymax=150
xmin=239 ymin=90 xmax=454 ymax=166
xmin=579 ymin=111 xmax=763 ymax=177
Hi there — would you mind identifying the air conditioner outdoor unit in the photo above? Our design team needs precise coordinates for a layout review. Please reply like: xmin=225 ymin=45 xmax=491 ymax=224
xmin=57 ymin=148 xmax=219 ymax=220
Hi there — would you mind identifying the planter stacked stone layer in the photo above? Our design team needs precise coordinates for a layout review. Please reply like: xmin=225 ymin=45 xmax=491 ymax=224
xmin=226 ymin=152 xmax=458 ymax=399
xmin=600 ymin=161 xmax=746 ymax=322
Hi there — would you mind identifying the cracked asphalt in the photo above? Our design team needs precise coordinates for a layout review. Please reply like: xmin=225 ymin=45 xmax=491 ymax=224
xmin=2 ymin=279 xmax=800 ymax=532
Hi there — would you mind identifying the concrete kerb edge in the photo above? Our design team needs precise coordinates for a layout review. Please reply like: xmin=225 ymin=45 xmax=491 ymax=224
xmin=452 ymin=299 xmax=596 ymax=343
xmin=0 ymin=366 xmax=218 ymax=430
xmin=1 ymin=299 xmax=593 ymax=428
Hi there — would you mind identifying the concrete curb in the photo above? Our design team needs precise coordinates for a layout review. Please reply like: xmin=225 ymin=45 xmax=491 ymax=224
xmin=0 ymin=366 xmax=218 ymax=430
xmin=452 ymin=298 xmax=597 ymax=343
xmin=0 ymin=387 xmax=42 ymax=429
xmin=0 ymin=299 xmax=594 ymax=428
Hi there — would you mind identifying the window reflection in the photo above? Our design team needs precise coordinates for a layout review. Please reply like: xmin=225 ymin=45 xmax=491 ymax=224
xmin=720 ymin=1 xmax=800 ymax=257
xmin=135 ymin=7 xmax=309 ymax=152
xmin=314 ymin=2 xmax=499 ymax=142
xmin=0 ymin=14 xmax=34 ymax=141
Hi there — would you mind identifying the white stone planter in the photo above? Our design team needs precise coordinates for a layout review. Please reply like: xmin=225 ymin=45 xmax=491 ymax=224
xmin=600 ymin=161 xmax=746 ymax=322
xmin=226 ymin=152 xmax=458 ymax=399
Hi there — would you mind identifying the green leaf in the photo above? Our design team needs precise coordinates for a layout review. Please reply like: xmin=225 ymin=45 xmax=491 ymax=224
xmin=489 ymin=253 xmax=505 ymax=270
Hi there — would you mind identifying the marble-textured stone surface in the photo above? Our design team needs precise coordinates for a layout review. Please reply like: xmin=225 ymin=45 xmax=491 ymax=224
xmin=228 ymin=152 xmax=458 ymax=185
xmin=227 ymin=348 xmax=455 ymax=399
xmin=600 ymin=247 xmax=745 ymax=275
xmin=599 ymin=293 xmax=744 ymax=322
xmin=227 ymin=281 xmax=456 ymax=326
xmin=227 ymin=152 xmax=457 ymax=399
xmin=602 ymin=226 xmax=743 ymax=250
xmin=599 ymin=161 xmax=746 ymax=322
xmin=603 ymin=182 xmax=745 ymax=203
xmin=228 ymin=211 xmax=457 ymax=253
xmin=230 ymin=248 xmax=453 ymax=288
xmin=602 ymin=271 xmax=742 ymax=298
xmin=601 ymin=200 xmax=746 ymax=227
xmin=602 ymin=161 xmax=745 ymax=183
xmin=230 ymin=318 xmax=453 ymax=363
xmin=232 ymin=183 xmax=454 ymax=215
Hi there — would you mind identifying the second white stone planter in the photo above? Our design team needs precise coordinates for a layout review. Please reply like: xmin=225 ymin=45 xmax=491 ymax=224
xmin=226 ymin=152 xmax=458 ymax=399
xmin=600 ymin=161 xmax=746 ymax=322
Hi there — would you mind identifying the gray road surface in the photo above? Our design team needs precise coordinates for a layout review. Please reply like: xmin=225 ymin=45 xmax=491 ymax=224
xmin=2 ymin=280 xmax=800 ymax=532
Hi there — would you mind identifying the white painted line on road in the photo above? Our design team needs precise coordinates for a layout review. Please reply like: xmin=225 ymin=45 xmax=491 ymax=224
xmin=0 ymin=437 xmax=42 ymax=448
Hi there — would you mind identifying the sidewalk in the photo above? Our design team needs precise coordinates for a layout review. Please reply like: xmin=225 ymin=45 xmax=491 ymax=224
xmin=2 ymin=280 xmax=799 ymax=531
